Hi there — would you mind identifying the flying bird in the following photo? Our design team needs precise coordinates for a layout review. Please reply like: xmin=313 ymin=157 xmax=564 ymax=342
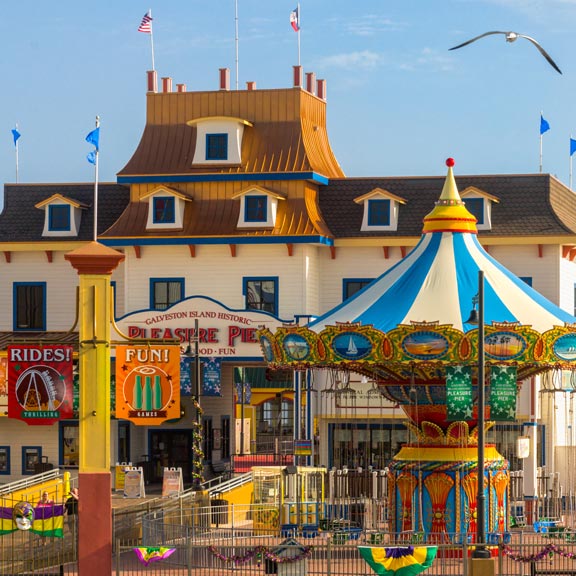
xmin=449 ymin=31 xmax=562 ymax=75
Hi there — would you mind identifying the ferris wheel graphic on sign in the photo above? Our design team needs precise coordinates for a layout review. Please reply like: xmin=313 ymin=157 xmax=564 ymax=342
xmin=15 ymin=365 xmax=65 ymax=411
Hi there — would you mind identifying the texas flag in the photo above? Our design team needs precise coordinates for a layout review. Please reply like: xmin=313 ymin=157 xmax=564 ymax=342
xmin=290 ymin=7 xmax=300 ymax=32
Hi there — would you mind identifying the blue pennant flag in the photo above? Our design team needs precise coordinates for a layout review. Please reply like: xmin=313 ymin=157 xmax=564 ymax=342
xmin=86 ymin=150 xmax=97 ymax=165
xmin=540 ymin=115 xmax=550 ymax=135
xmin=571 ymin=138 xmax=576 ymax=157
xmin=11 ymin=128 xmax=21 ymax=146
xmin=86 ymin=127 xmax=100 ymax=151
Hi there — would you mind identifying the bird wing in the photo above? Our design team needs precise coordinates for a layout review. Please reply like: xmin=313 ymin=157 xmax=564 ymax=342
xmin=517 ymin=34 xmax=562 ymax=74
xmin=449 ymin=31 xmax=508 ymax=51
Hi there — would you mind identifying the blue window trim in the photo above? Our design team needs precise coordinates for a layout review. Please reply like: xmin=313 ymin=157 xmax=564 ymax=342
xmin=464 ymin=198 xmax=484 ymax=225
xmin=342 ymin=278 xmax=375 ymax=302
xmin=244 ymin=196 xmax=268 ymax=223
xmin=243 ymin=277 xmax=279 ymax=316
xmin=48 ymin=204 xmax=71 ymax=231
xmin=206 ymin=133 xmax=228 ymax=160
xmin=367 ymin=199 xmax=391 ymax=226
xmin=0 ymin=446 xmax=10 ymax=475
xmin=152 ymin=196 xmax=176 ymax=224
xmin=22 ymin=446 xmax=42 ymax=475
xmin=149 ymin=277 xmax=185 ymax=310
xmin=13 ymin=282 xmax=47 ymax=331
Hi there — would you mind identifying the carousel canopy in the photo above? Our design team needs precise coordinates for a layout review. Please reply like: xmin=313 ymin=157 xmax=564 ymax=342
xmin=310 ymin=158 xmax=575 ymax=334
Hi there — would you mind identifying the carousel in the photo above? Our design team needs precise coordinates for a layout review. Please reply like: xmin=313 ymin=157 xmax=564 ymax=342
xmin=258 ymin=158 xmax=576 ymax=542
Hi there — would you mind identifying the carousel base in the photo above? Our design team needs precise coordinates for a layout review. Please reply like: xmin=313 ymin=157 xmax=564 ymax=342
xmin=468 ymin=556 xmax=496 ymax=576
xmin=437 ymin=546 xmax=498 ymax=559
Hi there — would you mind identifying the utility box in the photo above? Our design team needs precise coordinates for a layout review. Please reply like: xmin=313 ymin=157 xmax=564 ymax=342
xmin=264 ymin=538 xmax=308 ymax=576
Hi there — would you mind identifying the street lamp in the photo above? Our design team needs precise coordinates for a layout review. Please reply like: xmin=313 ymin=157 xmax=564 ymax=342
xmin=466 ymin=270 xmax=490 ymax=559
xmin=185 ymin=318 xmax=203 ymax=489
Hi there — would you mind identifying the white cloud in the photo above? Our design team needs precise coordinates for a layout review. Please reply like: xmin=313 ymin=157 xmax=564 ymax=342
xmin=315 ymin=50 xmax=384 ymax=70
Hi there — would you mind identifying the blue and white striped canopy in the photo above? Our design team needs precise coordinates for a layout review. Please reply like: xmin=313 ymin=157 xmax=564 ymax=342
xmin=310 ymin=161 xmax=576 ymax=334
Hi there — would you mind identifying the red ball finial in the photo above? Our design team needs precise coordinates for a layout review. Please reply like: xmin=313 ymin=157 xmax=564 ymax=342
xmin=446 ymin=158 xmax=455 ymax=167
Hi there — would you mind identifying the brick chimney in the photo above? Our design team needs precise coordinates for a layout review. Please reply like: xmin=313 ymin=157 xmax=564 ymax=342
xmin=219 ymin=68 xmax=230 ymax=91
xmin=306 ymin=72 xmax=316 ymax=95
xmin=293 ymin=65 xmax=303 ymax=87
xmin=317 ymin=79 xmax=327 ymax=100
xmin=176 ymin=83 xmax=187 ymax=93
xmin=246 ymin=81 xmax=256 ymax=91
xmin=162 ymin=77 xmax=173 ymax=93
xmin=147 ymin=70 xmax=158 ymax=93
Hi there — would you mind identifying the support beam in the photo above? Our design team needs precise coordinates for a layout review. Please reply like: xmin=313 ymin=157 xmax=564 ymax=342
xmin=383 ymin=246 xmax=389 ymax=259
xmin=330 ymin=246 xmax=336 ymax=260
xmin=400 ymin=246 xmax=407 ymax=258
xmin=229 ymin=244 xmax=237 ymax=257
xmin=3 ymin=252 xmax=10 ymax=263
xmin=538 ymin=244 xmax=544 ymax=258
xmin=134 ymin=246 xmax=141 ymax=259
xmin=45 ymin=251 xmax=53 ymax=263
xmin=188 ymin=245 xmax=196 ymax=258
xmin=286 ymin=243 xmax=294 ymax=256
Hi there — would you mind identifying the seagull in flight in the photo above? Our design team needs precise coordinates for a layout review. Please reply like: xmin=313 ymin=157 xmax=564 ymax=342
xmin=449 ymin=31 xmax=562 ymax=75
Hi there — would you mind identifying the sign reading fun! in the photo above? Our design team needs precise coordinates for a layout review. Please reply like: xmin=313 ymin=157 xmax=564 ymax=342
xmin=116 ymin=345 xmax=181 ymax=425
xmin=7 ymin=345 xmax=74 ymax=425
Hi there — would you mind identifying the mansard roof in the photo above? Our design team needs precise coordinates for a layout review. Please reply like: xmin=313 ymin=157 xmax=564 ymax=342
xmin=0 ymin=183 xmax=130 ymax=242
xmin=320 ymin=173 xmax=576 ymax=238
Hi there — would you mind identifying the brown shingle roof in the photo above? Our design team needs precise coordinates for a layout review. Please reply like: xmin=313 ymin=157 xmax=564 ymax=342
xmin=320 ymin=173 xmax=576 ymax=238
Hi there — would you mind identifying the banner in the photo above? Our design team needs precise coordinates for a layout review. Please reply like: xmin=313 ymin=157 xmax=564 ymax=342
xmin=7 ymin=345 xmax=74 ymax=425
xmin=115 ymin=345 xmax=180 ymax=425
xmin=445 ymin=365 xmax=473 ymax=421
xmin=490 ymin=365 xmax=517 ymax=421
xmin=162 ymin=467 xmax=183 ymax=497
xmin=202 ymin=357 xmax=221 ymax=396
xmin=0 ymin=358 xmax=7 ymax=416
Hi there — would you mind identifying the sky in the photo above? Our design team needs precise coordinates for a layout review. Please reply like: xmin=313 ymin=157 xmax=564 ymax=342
xmin=1 ymin=0 xmax=576 ymax=207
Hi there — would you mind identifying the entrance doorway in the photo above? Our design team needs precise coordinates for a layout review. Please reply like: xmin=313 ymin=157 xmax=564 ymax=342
xmin=148 ymin=430 xmax=192 ymax=484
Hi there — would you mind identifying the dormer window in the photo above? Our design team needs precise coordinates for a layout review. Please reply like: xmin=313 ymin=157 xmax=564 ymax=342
xmin=153 ymin=196 xmax=176 ymax=224
xmin=232 ymin=186 xmax=286 ymax=229
xmin=143 ymin=186 xmax=190 ymax=231
xmin=368 ymin=199 xmax=391 ymax=226
xmin=35 ymin=194 xmax=87 ymax=237
xmin=206 ymin=134 xmax=228 ymax=160
xmin=48 ymin=204 xmax=71 ymax=231
xmin=188 ymin=116 xmax=253 ymax=167
xmin=245 ymin=196 xmax=267 ymax=223
xmin=461 ymin=187 xmax=499 ymax=231
xmin=354 ymin=188 xmax=406 ymax=232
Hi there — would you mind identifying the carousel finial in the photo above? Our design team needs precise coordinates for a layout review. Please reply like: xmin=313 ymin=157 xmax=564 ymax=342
xmin=422 ymin=157 xmax=478 ymax=234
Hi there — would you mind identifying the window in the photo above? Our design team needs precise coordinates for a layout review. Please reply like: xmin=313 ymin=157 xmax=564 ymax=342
xmin=221 ymin=416 xmax=230 ymax=459
xmin=14 ymin=282 xmax=46 ymax=331
xmin=244 ymin=278 xmax=278 ymax=315
xmin=519 ymin=277 xmax=533 ymax=287
xmin=203 ymin=416 xmax=213 ymax=460
xmin=0 ymin=447 xmax=10 ymax=475
xmin=367 ymin=199 xmax=390 ymax=226
xmin=152 ymin=197 xmax=175 ymax=224
xmin=48 ymin=204 xmax=71 ymax=231
xmin=464 ymin=198 xmax=484 ymax=225
xmin=150 ymin=278 xmax=184 ymax=310
xmin=60 ymin=422 xmax=79 ymax=467
xmin=245 ymin=196 xmax=268 ymax=223
xmin=206 ymin=133 xmax=228 ymax=160
xmin=22 ymin=446 xmax=42 ymax=475
xmin=343 ymin=278 xmax=374 ymax=301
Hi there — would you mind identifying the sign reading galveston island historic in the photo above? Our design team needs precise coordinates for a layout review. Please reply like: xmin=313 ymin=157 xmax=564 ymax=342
xmin=112 ymin=296 xmax=284 ymax=358
xmin=116 ymin=345 xmax=181 ymax=425
xmin=7 ymin=345 xmax=74 ymax=425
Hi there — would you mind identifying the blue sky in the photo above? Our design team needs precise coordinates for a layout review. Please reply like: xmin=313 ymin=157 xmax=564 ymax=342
xmin=1 ymin=0 xmax=575 ymax=203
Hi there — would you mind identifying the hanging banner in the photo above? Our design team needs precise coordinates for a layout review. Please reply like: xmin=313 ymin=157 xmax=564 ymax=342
xmin=115 ymin=345 xmax=180 ymax=426
xmin=490 ymin=365 xmax=517 ymax=421
xmin=445 ymin=365 xmax=473 ymax=421
xmin=202 ymin=357 xmax=221 ymax=396
xmin=7 ymin=345 xmax=74 ymax=426
xmin=0 ymin=358 xmax=7 ymax=417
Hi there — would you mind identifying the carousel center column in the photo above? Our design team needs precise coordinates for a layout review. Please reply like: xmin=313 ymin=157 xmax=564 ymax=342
xmin=65 ymin=242 xmax=125 ymax=576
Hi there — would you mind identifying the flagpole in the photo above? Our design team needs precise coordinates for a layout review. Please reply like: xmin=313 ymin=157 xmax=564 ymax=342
xmin=15 ymin=123 xmax=19 ymax=184
xmin=539 ymin=132 xmax=543 ymax=174
xmin=235 ymin=0 xmax=239 ymax=90
xmin=297 ymin=2 xmax=301 ymax=67
xmin=149 ymin=9 xmax=156 ymax=71
xmin=571 ymin=135 xmax=573 ymax=190
xmin=93 ymin=116 xmax=100 ymax=243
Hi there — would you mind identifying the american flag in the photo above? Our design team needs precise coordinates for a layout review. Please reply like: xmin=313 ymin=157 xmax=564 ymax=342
xmin=138 ymin=11 xmax=153 ymax=34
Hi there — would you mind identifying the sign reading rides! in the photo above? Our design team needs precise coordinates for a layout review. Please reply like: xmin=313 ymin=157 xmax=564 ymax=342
xmin=7 ymin=345 xmax=74 ymax=425
xmin=116 ymin=345 xmax=180 ymax=425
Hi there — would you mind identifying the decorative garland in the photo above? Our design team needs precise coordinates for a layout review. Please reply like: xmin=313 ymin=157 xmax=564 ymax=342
xmin=192 ymin=397 xmax=204 ymax=485
xmin=502 ymin=544 xmax=576 ymax=563
xmin=208 ymin=544 xmax=313 ymax=566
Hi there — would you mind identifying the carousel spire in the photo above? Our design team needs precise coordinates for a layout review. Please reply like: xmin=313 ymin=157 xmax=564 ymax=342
xmin=422 ymin=157 xmax=477 ymax=234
